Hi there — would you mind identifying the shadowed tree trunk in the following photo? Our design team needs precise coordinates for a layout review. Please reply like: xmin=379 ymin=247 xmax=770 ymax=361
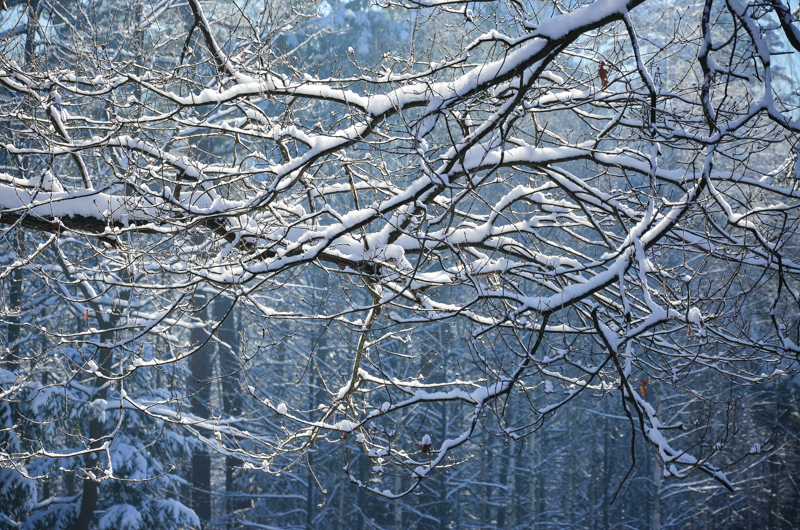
xmin=190 ymin=290 xmax=213 ymax=526
xmin=5 ymin=267 xmax=21 ymax=370
xmin=563 ymin=407 xmax=574 ymax=525
xmin=338 ymin=450 xmax=346 ymax=530
xmin=603 ymin=413 xmax=610 ymax=530
xmin=437 ymin=359 xmax=449 ymax=530
xmin=480 ymin=436 xmax=488 ymax=527
xmin=395 ymin=410 xmax=405 ymax=530
xmin=1 ymin=264 xmax=22 ymax=468
xmin=529 ymin=432 xmax=536 ymax=526
xmin=767 ymin=386 xmax=779 ymax=530
xmin=652 ymin=396 xmax=662 ymax=530
xmin=506 ymin=406 xmax=517 ymax=529
xmin=537 ymin=426 xmax=547 ymax=524
xmin=356 ymin=453 xmax=367 ymax=530
xmin=589 ymin=411 xmax=597 ymax=530
xmin=73 ymin=330 xmax=114 ymax=530
xmin=5 ymin=0 xmax=36 ymax=373
xmin=305 ymin=368 xmax=321 ymax=530
xmin=217 ymin=296 xmax=245 ymax=513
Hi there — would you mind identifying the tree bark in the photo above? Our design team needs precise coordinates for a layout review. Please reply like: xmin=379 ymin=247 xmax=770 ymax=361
xmin=217 ymin=296 xmax=245 ymax=513
xmin=394 ymin=411 xmax=404 ymax=530
xmin=189 ymin=291 xmax=213 ymax=526
xmin=338 ymin=454 xmax=346 ymax=530
xmin=437 ymin=399 xmax=449 ymax=530
xmin=506 ymin=441 xmax=517 ymax=529
xmin=563 ymin=407 xmax=573 ymax=524
xmin=529 ymin=432 xmax=536 ymax=526
xmin=5 ymin=267 xmax=21 ymax=370
xmin=480 ymin=438 xmax=488 ymax=527
xmin=652 ymin=397 xmax=662 ymax=530
xmin=73 ymin=331 xmax=114 ymax=530
xmin=602 ymin=414 xmax=610 ymax=530
xmin=305 ymin=369 xmax=320 ymax=530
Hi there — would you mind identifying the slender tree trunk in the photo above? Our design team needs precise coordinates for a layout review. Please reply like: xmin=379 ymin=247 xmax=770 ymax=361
xmin=438 ymin=400 xmax=449 ymax=530
xmin=190 ymin=291 xmax=213 ymax=526
xmin=652 ymin=397 xmax=662 ymax=530
xmin=1 ymin=267 xmax=22 ymax=468
xmin=746 ymin=495 xmax=752 ymax=530
xmin=0 ymin=263 xmax=26 ymax=516
xmin=602 ymin=413 xmax=610 ymax=530
xmin=23 ymin=0 xmax=39 ymax=67
xmin=536 ymin=429 xmax=546 ymax=524
xmin=6 ymin=267 xmax=21 ymax=370
xmin=73 ymin=331 xmax=114 ymax=530
xmin=529 ymin=432 xmax=536 ymax=527
xmin=395 ymin=412 xmax=405 ymax=530
xmin=496 ymin=437 xmax=506 ymax=527
xmin=505 ymin=404 xmax=517 ymax=529
xmin=217 ymin=296 xmax=245 ymax=513
xmin=790 ymin=389 xmax=800 ymax=528
xmin=480 ymin=439 xmax=488 ymax=527
xmin=305 ymin=462 xmax=314 ymax=530
xmin=767 ymin=386 xmax=779 ymax=530
xmin=589 ymin=412 xmax=597 ymax=530
xmin=529 ymin=385 xmax=542 ymax=528
xmin=563 ymin=407 xmax=573 ymax=525
xmin=356 ymin=455 xmax=367 ymax=530
xmin=506 ymin=442 xmax=517 ymax=529
xmin=305 ymin=369 xmax=320 ymax=530
xmin=338 ymin=461 xmax=346 ymax=530
xmin=6 ymin=0 xmax=37 ymax=371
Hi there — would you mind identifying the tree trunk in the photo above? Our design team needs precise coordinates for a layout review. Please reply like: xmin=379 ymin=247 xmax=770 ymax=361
xmin=190 ymin=291 xmax=213 ymax=526
xmin=6 ymin=0 xmax=35 ymax=371
xmin=602 ymin=413 xmax=610 ymax=529
xmin=652 ymin=397 xmax=662 ymax=530
xmin=395 ymin=412 xmax=405 ymax=530
xmin=767 ymin=386 xmax=779 ymax=530
xmin=73 ymin=331 xmax=114 ymax=530
xmin=356 ymin=455 xmax=367 ymax=530
xmin=305 ymin=464 xmax=314 ymax=530
xmin=0 ymin=266 xmax=22 ymax=478
xmin=529 ymin=433 xmax=536 ymax=526
xmin=217 ymin=296 xmax=244 ymax=513
xmin=506 ymin=442 xmax=517 ymax=529
xmin=437 ymin=400 xmax=449 ymax=530
xmin=338 ymin=457 xmax=346 ymax=530
xmin=505 ymin=403 xmax=517 ymax=529
xmin=480 ymin=438 xmax=488 ymax=527
xmin=305 ymin=369 xmax=320 ymax=530
xmin=589 ymin=412 xmax=597 ymax=530
xmin=563 ymin=407 xmax=573 ymax=524
xmin=6 ymin=267 xmax=21 ymax=370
